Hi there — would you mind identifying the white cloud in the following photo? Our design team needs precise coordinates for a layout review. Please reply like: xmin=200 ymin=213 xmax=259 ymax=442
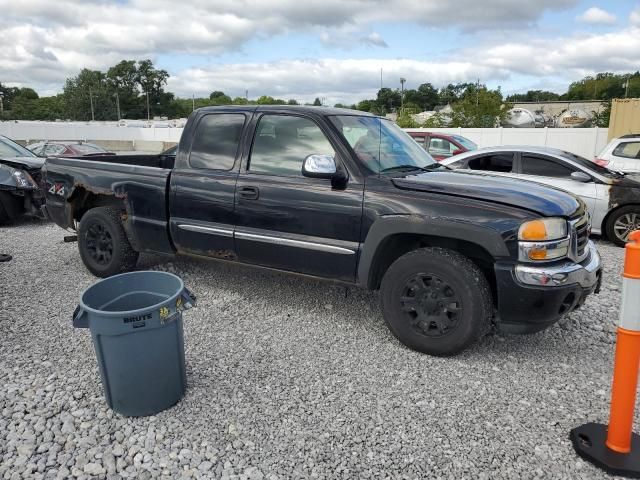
xmin=577 ymin=7 xmax=617 ymax=25
xmin=631 ymin=9 xmax=640 ymax=27
xmin=167 ymin=58 xmax=509 ymax=104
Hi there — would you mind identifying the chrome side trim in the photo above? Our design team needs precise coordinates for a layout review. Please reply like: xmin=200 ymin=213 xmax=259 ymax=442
xmin=177 ymin=224 xmax=234 ymax=237
xmin=515 ymin=241 xmax=601 ymax=288
xmin=235 ymin=231 xmax=356 ymax=255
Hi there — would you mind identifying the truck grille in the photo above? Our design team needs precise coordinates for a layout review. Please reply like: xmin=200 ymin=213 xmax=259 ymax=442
xmin=572 ymin=215 xmax=590 ymax=261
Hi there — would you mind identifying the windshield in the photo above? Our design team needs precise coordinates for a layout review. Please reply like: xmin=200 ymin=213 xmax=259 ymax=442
xmin=73 ymin=144 xmax=106 ymax=155
xmin=560 ymin=150 xmax=623 ymax=178
xmin=0 ymin=136 xmax=36 ymax=158
xmin=452 ymin=135 xmax=477 ymax=151
xmin=330 ymin=115 xmax=436 ymax=173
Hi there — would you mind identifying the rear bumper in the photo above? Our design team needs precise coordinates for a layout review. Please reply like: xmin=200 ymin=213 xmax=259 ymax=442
xmin=495 ymin=241 xmax=602 ymax=334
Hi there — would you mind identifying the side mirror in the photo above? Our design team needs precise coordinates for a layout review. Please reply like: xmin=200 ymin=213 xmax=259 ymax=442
xmin=302 ymin=154 xmax=337 ymax=179
xmin=570 ymin=171 xmax=592 ymax=183
xmin=452 ymin=149 xmax=463 ymax=156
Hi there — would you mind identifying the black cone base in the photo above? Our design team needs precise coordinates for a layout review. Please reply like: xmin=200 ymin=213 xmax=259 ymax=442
xmin=571 ymin=423 xmax=640 ymax=478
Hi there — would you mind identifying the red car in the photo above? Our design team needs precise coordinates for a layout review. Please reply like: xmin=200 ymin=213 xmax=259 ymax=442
xmin=27 ymin=141 xmax=114 ymax=157
xmin=407 ymin=132 xmax=477 ymax=161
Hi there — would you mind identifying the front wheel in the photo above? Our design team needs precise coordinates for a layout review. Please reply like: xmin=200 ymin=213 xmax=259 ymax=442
xmin=380 ymin=247 xmax=492 ymax=356
xmin=605 ymin=206 xmax=640 ymax=247
xmin=78 ymin=207 xmax=139 ymax=277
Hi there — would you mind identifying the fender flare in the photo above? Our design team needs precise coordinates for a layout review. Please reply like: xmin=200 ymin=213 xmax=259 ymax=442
xmin=357 ymin=215 xmax=511 ymax=288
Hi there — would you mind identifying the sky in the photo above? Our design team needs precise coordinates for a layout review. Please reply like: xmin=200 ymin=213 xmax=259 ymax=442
xmin=1 ymin=0 xmax=639 ymax=105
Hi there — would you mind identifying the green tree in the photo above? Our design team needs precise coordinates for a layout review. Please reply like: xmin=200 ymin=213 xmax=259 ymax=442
xmin=232 ymin=97 xmax=249 ymax=105
xmin=376 ymin=88 xmax=401 ymax=114
xmin=506 ymin=90 xmax=561 ymax=102
xmin=287 ymin=99 xmax=299 ymax=105
xmin=404 ymin=83 xmax=439 ymax=111
xmin=63 ymin=69 xmax=115 ymax=120
xmin=449 ymin=85 xmax=510 ymax=127
xmin=313 ymin=97 xmax=322 ymax=106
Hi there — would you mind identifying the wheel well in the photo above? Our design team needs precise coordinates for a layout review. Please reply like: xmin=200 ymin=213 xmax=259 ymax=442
xmin=69 ymin=188 xmax=126 ymax=224
xmin=367 ymin=234 xmax=497 ymax=303
xmin=601 ymin=203 xmax=640 ymax=238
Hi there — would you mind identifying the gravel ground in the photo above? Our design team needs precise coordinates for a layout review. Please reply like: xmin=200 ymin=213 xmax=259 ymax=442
xmin=1 ymin=218 xmax=638 ymax=480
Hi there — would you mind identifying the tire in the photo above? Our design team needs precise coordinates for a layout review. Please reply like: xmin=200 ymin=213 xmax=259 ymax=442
xmin=0 ymin=191 xmax=24 ymax=224
xmin=605 ymin=206 xmax=640 ymax=247
xmin=78 ymin=207 xmax=139 ymax=277
xmin=380 ymin=247 xmax=492 ymax=356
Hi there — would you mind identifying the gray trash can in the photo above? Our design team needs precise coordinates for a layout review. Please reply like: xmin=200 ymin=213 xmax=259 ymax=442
xmin=73 ymin=271 xmax=196 ymax=417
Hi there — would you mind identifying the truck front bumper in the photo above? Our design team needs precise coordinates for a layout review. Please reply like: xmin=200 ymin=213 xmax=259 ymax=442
xmin=494 ymin=241 xmax=602 ymax=334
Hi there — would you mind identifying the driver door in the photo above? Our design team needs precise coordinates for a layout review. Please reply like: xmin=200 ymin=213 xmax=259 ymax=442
xmin=234 ymin=113 xmax=364 ymax=281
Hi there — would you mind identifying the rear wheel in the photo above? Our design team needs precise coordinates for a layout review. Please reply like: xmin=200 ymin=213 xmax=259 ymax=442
xmin=381 ymin=247 xmax=492 ymax=356
xmin=78 ymin=207 xmax=139 ymax=277
xmin=605 ymin=206 xmax=640 ymax=247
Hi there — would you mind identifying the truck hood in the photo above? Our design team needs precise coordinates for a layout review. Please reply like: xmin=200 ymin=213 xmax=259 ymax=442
xmin=393 ymin=170 xmax=582 ymax=218
xmin=0 ymin=156 xmax=45 ymax=170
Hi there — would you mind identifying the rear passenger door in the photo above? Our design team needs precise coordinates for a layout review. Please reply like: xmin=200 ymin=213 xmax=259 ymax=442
xmin=516 ymin=153 xmax=597 ymax=217
xmin=234 ymin=113 xmax=364 ymax=281
xmin=169 ymin=112 xmax=247 ymax=259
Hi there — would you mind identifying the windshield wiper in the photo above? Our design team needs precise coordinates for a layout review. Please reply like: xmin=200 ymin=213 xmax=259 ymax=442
xmin=380 ymin=164 xmax=441 ymax=173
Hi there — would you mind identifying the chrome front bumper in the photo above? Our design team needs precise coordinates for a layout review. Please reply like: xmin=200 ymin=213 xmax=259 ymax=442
xmin=514 ymin=241 xmax=601 ymax=288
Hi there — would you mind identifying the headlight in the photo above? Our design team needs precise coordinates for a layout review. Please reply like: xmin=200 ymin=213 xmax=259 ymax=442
xmin=12 ymin=170 xmax=38 ymax=190
xmin=518 ymin=218 xmax=569 ymax=262
xmin=518 ymin=218 xmax=567 ymax=241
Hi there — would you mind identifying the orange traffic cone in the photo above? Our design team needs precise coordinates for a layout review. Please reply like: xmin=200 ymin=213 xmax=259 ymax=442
xmin=571 ymin=231 xmax=640 ymax=477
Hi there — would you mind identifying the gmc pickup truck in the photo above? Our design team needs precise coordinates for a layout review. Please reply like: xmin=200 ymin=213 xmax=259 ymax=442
xmin=43 ymin=106 xmax=602 ymax=356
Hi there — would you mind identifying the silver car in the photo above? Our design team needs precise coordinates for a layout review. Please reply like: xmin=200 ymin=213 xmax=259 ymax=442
xmin=595 ymin=134 xmax=640 ymax=173
xmin=441 ymin=146 xmax=640 ymax=247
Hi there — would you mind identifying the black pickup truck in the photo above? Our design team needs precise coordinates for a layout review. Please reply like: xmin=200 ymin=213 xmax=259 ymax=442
xmin=43 ymin=106 xmax=602 ymax=356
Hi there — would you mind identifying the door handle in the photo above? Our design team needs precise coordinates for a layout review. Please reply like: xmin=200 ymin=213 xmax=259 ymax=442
xmin=238 ymin=186 xmax=259 ymax=200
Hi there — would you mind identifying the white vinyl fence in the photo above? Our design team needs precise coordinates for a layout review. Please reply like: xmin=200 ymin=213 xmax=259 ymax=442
xmin=0 ymin=121 xmax=610 ymax=159
xmin=404 ymin=127 xmax=610 ymax=159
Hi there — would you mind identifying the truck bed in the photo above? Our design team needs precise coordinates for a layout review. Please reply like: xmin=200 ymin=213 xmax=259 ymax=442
xmin=43 ymin=155 xmax=175 ymax=255
xmin=67 ymin=153 xmax=175 ymax=169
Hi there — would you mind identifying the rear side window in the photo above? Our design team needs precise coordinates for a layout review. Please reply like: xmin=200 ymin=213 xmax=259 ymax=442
xmin=468 ymin=154 xmax=514 ymax=172
xmin=521 ymin=155 xmax=573 ymax=178
xmin=249 ymin=115 xmax=335 ymax=176
xmin=613 ymin=142 xmax=640 ymax=159
xmin=189 ymin=114 xmax=246 ymax=170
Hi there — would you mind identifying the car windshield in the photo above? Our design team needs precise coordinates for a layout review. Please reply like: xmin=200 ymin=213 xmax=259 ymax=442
xmin=329 ymin=115 xmax=436 ymax=174
xmin=73 ymin=144 xmax=106 ymax=155
xmin=452 ymin=135 xmax=477 ymax=151
xmin=560 ymin=150 xmax=624 ymax=178
xmin=0 ymin=136 xmax=36 ymax=158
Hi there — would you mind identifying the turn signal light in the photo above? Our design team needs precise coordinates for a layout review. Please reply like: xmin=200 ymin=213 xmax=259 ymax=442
xmin=520 ymin=220 xmax=547 ymax=241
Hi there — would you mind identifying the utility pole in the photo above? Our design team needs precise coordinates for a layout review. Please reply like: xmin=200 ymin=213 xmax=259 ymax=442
xmin=146 ymin=91 xmax=150 ymax=121
xmin=400 ymin=77 xmax=406 ymax=110
xmin=245 ymin=89 xmax=249 ymax=101
xmin=192 ymin=94 xmax=195 ymax=112
xmin=380 ymin=68 xmax=383 ymax=90
xmin=625 ymin=74 xmax=630 ymax=98
xmin=476 ymin=78 xmax=480 ymax=107
xmin=114 ymin=92 xmax=121 ymax=120
xmin=89 ymin=88 xmax=95 ymax=121
xmin=0 ymin=94 xmax=3 ymax=116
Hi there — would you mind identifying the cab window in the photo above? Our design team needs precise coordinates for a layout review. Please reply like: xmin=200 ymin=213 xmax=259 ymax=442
xmin=521 ymin=155 xmax=573 ymax=178
xmin=249 ymin=115 xmax=335 ymax=176
xmin=468 ymin=154 xmax=514 ymax=172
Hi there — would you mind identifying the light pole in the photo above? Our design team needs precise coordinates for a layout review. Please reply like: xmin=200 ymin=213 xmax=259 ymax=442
xmin=146 ymin=91 xmax=150 ymax=121
xmin=0 ymin=94 xmax=4 ymax=117
xmin=89 ymin=88 xmax=95 ymax=121
xmin=400 ymin=77 xmax=406 ymax=110
xmin=114 ymin=92 xmax=121 ymax=120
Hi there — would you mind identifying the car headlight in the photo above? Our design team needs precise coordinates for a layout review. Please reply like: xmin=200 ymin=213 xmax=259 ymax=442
xmin=518 ymin=218 xmax=569 ymax=262
xmin=12 ymin=170 xmax=38 ymax=190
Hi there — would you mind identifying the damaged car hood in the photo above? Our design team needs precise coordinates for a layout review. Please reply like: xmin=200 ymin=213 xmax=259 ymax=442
xmin=0 ymin=156 xmax=46 ymax=170
xmin=392 ymin=170 xmax=582 ymax=217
